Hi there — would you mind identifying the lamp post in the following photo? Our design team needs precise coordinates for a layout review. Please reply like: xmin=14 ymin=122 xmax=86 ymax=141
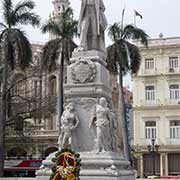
xmin=147 ymin=139 xmax=159 ymax=176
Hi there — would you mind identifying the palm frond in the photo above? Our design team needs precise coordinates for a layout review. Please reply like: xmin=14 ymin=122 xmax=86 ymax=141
xmin=0 ymin=22 xmax=7 ymax=30
xmin=106 ymin=39 xmax=129 ymax=74
xmin=2 ymin=0 xmax=13 ymax=26
xmin=41 ymin=38 xmax=62 ymax=72
xmin=107 ymin=44 xmax=118 ymax=74
xmin=14 ymin=0 xmax=35 ymax=14
xmin=4 ymin=35 xmax=15 ymax=70
xmin=62 ymin=20 xmax=78 ymax=39
xmin=0 ymin=29 xmax=8 ymax=45
xmin=8 ymin=29 xmax=32 ymax=69
xmin=126 ymin=41 xmax=141 ymax=74
xmin=108 ymin=23 xmax=121 ymax=42
xmin=15 ymin=12 xmax=40 ymax=27
xmin=41 ymin=7 xmax=77 ymax=39
xmin=123 ymin=24 xmax=149 ymax=47
xmin=63 ymin=39 xmax=77 ymax=63
xmin=41 ymin=20 xmax=60 ymax=36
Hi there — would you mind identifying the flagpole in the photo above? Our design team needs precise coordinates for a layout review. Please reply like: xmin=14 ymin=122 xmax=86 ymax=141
xmin=134 ymin=13 xmax=136 ymax=27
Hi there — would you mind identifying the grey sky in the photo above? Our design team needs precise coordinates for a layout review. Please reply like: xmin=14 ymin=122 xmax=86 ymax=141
xmin=17 ymin=0 xmax=180 ymax=44
xmin=1 ymin=0 xmax=180 ymax=88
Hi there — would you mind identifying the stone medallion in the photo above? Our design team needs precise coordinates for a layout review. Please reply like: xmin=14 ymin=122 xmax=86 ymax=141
xmin=71 ymin=59 xmax=96 ymax=83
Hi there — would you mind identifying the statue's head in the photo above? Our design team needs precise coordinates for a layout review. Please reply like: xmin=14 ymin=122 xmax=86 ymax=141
xmin=99 ymin=97 xmax=107 ymax=107
xmin=67 ymin=102 xmax=75 ymax=111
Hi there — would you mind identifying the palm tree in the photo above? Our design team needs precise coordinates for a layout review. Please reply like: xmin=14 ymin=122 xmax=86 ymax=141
xmin=107 ymin=21 xmax=148 ymax=161
xmin=0 ymin=0 xmax=40 ymax=176
xmin=41 ymin=7 xmax=77 ymax=130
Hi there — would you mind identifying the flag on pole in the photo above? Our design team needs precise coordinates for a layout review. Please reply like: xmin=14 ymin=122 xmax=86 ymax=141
xmin=134 ymin=10 xmax=143 ymax=19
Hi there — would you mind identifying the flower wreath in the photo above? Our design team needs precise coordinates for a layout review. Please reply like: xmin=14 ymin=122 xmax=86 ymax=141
xmin=50 ymin=148 xmax=81 ymax=180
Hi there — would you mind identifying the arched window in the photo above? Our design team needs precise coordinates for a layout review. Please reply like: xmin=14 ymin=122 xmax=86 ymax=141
xmin=49 ymin=76 xmax=57 ymax=95
xmin=11 ymin=74 xmax=26 ymax=97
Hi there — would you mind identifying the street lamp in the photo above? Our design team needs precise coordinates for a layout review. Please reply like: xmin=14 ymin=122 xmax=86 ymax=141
xmin=147 ymin=138 xmax=159 ymax=176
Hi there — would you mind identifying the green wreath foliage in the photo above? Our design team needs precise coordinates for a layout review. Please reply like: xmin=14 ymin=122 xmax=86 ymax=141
xmin=50 ymin=148 xmax=81 ymax=180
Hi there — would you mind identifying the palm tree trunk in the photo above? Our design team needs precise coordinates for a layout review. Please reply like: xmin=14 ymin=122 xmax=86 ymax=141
xmin=118 ymin=66 xmax=130 ymax=161
xmin=57 ymin=46 xmax=64 ymax=132
xmin=0 ymin=61 xmax=8 ymax=177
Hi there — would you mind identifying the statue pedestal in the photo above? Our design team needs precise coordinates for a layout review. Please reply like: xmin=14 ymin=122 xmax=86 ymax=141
xmin=65 ymin=50 xmax=111 ymax=101
xmin=36 ymin=151 xmax=135 ymax=180
xmin=80 ymin=152 xmax=135 ymax=180
xmin=36 ymin=50 xmax=135 ymax=180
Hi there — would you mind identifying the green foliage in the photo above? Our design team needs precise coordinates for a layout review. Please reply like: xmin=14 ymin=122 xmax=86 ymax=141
xmin=50 ymin=148 xmax=81 ymax=180
xmin=41 ymin=7 xmax=77 ymax=72
xmin=0 ymin=0 xmax=40 ymax=70
xmin=107 ymin=22 xmax=149 ymax=75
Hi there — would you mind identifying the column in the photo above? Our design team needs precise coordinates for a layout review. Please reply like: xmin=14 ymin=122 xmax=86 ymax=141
xmin=136 ymin=153 xmax=144 ymax=178
xmin=160 ymin=153 xmax=168 ymax=176
xmin=140 ymin=154 xmax=144 ymax=178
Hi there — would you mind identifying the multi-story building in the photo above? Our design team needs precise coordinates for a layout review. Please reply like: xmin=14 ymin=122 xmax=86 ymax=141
xmin=132 ymin=36 xmax=180 ymax=177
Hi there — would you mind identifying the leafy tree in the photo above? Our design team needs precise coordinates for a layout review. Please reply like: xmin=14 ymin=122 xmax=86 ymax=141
xmin=41 ymin=7 xmax=77 ymax=129
xmin=107 ymin=18 xmax=148 ymax=161
xmin=0 ymin=0 xmax=40 ymax=176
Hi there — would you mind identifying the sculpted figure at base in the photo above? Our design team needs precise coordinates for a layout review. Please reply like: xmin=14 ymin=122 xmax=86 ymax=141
xmin=77 ymin=0 xmax=107 ymax=53
xmin=58 ymin=103 xmax=79 ymax=149
xmin=90 ymin=97 xmax=112 ymax=153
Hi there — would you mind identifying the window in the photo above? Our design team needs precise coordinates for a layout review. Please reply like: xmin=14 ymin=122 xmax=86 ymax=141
xmin=170 ymin=84 xmax=179 ymax=100
xmin=145 ymin=58 xmax=154 ymax=70
xmin=170 ymin=120 xmax=180 ymax=139
xmin=145 ymin=121 xmax=156 ymax=139
xmin=33 ymin=80 xmax=39 ymax=97
xmin=169 ymin=57 xmax=178 ymax=69
xmin=49 ymin=76 xmax=57 ymax=95
xmin=145 ymin=85 xmax=155 ymax=100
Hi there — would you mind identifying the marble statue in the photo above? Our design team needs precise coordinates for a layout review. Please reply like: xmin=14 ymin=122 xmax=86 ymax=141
xmin=77 ymin=0 xmax=107 ymax=53
xmin=58 ymin=103 xmax=79 ymax=149
xmin=89 ymin=97 xmax=112 ymax=153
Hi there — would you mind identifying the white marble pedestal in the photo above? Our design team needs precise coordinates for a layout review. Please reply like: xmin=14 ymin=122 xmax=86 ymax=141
xmin=36 ymin=151 xmax=135 ymax=180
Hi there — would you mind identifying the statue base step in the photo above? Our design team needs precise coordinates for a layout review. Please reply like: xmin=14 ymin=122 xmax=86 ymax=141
xmin=36 ymin=151 xmax=135 ymax=180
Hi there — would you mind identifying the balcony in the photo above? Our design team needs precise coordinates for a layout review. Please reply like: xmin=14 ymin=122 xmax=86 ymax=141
xmin=166 ymin=67 xmax=180 ymax=75
xmin=134 ymin=138 xmax=162 ymax=146
xmin=165 ymin=99 xmax=180 ymax=106
xmin=140 ymin=99 xmax=161 ymax=107
xmin=139 ymin=68 xmax=158 ymax=76
xmin=167 ymin=138 xmax=180 ymax=145
xmin=33 ymin=130 xmax=58 ymax=137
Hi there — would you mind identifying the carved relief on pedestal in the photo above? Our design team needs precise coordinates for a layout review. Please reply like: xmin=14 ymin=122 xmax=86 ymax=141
xmin=71 ymin=59 xmax=96 ymax=84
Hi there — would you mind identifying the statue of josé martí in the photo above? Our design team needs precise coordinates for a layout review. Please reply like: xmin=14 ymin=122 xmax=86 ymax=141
xmin=77 ymin=0 xmax=108 ymax=53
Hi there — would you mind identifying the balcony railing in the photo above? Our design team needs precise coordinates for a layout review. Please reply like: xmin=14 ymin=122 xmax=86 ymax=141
xmin=140 ymin=99 xmax=161 ymax=106
xmin=165 ymin=99 xmax=180 ymax=106
xmin=166 ymin=67 xmax=180 ymax=74
xmin=166 ymin=138 xmax=180 ymax=145
xmin=140 ymin=68 xmax=158 ymax=76
xmin=33 ymin=130 xmax=58 ymax=136
xmin=134 ymin=138 xmax=161 ymax=146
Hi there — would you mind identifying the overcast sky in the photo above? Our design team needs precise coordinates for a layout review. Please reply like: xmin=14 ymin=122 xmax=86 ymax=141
xmin=13 ymin=0 xmax=180 ymax=45
xmin=1 ymin=0 xmax=180 ymax=88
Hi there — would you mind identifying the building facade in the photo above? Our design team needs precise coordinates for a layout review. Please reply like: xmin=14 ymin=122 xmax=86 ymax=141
xmin=132 ymin=37 xmax=180 ymax=177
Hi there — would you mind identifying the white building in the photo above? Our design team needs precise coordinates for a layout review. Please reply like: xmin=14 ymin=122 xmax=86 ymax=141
xmin=132 ymin=37 xmax=180 ymax=177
